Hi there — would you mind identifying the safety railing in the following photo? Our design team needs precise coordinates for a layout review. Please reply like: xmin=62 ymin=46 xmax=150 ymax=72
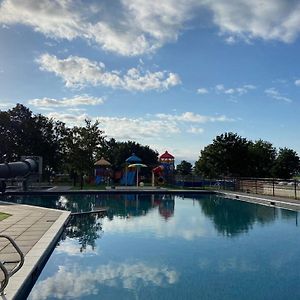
xmin=174 ymin=176 xmax=300 ymax=200
xmin=0 ymin=235 xmax=24 ymax=294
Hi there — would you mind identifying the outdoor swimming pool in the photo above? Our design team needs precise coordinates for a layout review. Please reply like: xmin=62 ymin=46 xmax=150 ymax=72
xmin=4 ymin=193 xmax=300 ymax=299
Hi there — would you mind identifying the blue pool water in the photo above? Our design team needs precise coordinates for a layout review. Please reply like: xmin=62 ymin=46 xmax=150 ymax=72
xmin=4 ymin=193 xmax=300 ymax=299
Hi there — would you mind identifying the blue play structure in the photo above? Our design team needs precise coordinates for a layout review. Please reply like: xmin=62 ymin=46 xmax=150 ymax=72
xmin=120 ymin=153 xmax=142 ymax=186
xmin=120 ymin=171 xmax=135 ymax=185
xmin=95 ymin=176 xmax=102 ymax=185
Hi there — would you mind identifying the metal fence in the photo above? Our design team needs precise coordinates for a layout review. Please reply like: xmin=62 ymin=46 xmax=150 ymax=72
xmin=174 ymin=175 xmax=300 ymax=200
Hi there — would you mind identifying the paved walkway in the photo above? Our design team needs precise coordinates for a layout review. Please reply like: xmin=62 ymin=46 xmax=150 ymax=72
xmin=220 ymin=190 xmax=300 ymax=211
xmin=0 ymin=202 xmax=70 ymax=299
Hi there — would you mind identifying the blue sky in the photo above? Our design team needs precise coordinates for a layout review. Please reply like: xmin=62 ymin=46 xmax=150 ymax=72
xmin=0 ymin=0 xmax=300 ymax=163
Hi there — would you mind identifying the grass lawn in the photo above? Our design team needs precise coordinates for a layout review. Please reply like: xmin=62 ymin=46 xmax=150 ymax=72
xmin=0 ymin=212 xmax=11 ymax=221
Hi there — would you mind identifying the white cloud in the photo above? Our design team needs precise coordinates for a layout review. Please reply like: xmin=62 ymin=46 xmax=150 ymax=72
xmin=265 ymin=87 xmax=292 ymax=103
xmin=197 ymin=88 xmax=209 ymax=94
xmin=215 ymin=84 xmax=256 ymax=96
xmin=0 ymin=0 xmax=199 ymax=56
xmin=215 ymin=84 xmax=225 ymax=91
xmin=224 ymin=88 xmax=235 ymax=94
xmin=29 ymin=262 xmax=178 ymax=300
xmin=37 ymin=54 xmax=181 ymax=91
xmin=225 ymin=36 xmax=236 ymax=44
xmin=294 ymin=79 xmax=300 ymax=86
xmin=206 ymin=1 xmax=300 ymax=43
xmin=46 ymin=111 xmax=234 ymax=142
xmin=187 ymin=126 xmax=204 ymax=134
xmin=1 ymin=0 xmax=300 ymax=58
xmin=46 ymin=112 xmax=90 ymax=126
xmin=97 ymin=116 xmax=181 ymax=139
xmin=0 ymin=101 xmax=15 ymax=109
xmin=156 ymin=112 xmax=235 ymax=123
xmin=28 ymin=95 xmax=104 ymax=108
xmin=46 ymin=112 xmax=180 ymax=139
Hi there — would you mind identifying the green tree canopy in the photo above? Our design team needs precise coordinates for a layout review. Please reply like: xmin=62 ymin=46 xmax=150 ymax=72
xmin=272 ymin=148 xmax=300 ymax=179
xmin=65 ymin=119 xmax=105 ymax=175
xmin=248 ymin=140 xmax=276 ymax=177
xmin=176 ymin=160 xmax=193 ymax=175
xmin=0 ymin=104 xmax=67 ymax=171
xmin=195 ymin=133 xmax=300 ymax=179
xmin=195 ymin=132 xmax=251 ymax=177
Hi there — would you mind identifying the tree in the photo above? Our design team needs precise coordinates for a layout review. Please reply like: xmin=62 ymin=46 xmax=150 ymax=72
xmin=194 ymin=132 xmax=251 ymax=177
xmin=248 ymin=140 xmax=276 ymax=177
xmin=64 ymin=119 xmax=105 ymax=175
xmin=0 ymin=104 xmax=67 ymax=171
xmin=176 ymin=160 xmax=193 ymax=175
xmin=272 ymin=148 xmax=300 ymax=179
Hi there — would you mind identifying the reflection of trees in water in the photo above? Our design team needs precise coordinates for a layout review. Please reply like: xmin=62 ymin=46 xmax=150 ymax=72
xmin=59 ymin=194 xmax=175 ymax=251
xmin=62 ymin=214 xmax=103 ymax=252
xmin=4 ymin=194 xmax=176 ymax=220
xmin=281 ymin=209 xmax=298 ymax=221
xmin=4 ymin=194 xmax=61 ymax=209
xmin=60 ymin=194 xmax=176 ymax=220
xmin=198 ymin=194 xmax=277 ymax=237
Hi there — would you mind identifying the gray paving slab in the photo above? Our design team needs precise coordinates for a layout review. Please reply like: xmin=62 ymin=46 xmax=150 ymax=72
xmin=0 ymin=201 xmax=70 ymax=299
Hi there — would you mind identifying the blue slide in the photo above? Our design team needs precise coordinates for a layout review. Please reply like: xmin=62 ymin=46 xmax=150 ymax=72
xmin=120 ymin=171 xmax=136 ymax=185
xmin=95 ymin=176 xmax=102 ymax=185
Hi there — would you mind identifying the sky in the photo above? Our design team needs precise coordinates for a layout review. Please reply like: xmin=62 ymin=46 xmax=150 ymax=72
xmin=0 ymin=0 xmax=300 ymax=163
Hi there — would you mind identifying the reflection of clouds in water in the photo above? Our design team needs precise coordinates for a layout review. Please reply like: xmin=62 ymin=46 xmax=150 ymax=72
xmin=56 ymin=238 xmax=98 ymax=256
xmin=198 ymin=258 xmax=258 ymax=273
xmin=29 ymin=262 xmax=178 ymax=300
xmin=219 ymin=258 xmax=258 ymax=273
xmin=102 ymin=208 xmax=212 ymax=241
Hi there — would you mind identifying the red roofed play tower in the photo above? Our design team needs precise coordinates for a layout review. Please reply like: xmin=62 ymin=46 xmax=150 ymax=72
xmin=152 ymin=151 xmax=175 ymax=186
xmin=159 ymin=151 xmax=175 ymax=171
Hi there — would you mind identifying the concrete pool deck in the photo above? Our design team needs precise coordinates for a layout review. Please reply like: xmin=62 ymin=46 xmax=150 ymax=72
xmin=219 ymin=191 xmax=300 ymax=211
xmin=0 ymin=202 xmax=70 ymax=300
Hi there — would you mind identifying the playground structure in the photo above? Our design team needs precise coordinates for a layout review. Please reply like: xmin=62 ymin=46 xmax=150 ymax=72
xmin=94 ymin=157 xmax=112 ymax=185
xmin=120 ymin=153 xmax=142 ymax=186
xmin=93 ymin=151 xmax=175 ymax=187
xmin=152 ymin=151 xmax=175 ymax=186
xmin=0 ymin=156 xmax=41 ymax=193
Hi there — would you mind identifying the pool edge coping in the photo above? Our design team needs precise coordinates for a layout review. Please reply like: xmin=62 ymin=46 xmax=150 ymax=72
xmin=219 ymin=191 xmax=300 ymax=211
xmin=4 ymin=208 xmax=70 ymax=300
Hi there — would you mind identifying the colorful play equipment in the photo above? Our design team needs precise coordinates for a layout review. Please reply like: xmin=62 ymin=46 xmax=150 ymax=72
xmin=94 ymin=157 xmax=112 ymax=185
xmin=128 ymin=163 xmax=147 ymax=187
xmin=120 ymin=153 xmax=142 ymax=186
xmin=152 ymin=151 xmax=175 ymax=186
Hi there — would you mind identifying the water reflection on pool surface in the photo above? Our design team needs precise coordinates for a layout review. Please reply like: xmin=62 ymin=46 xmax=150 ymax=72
xmin=6 ymin=193 xmax=300 ymax=300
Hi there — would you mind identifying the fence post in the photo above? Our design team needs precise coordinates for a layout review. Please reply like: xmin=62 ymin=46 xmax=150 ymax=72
xmin=272 ymin=179 xmax=275 ymax=196
xmin=295 ymin=179 xmax=297 ymax=200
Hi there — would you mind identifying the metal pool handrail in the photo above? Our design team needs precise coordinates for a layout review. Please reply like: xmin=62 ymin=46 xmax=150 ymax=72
xmin=0 ymin=235 xmax=25 ymax=294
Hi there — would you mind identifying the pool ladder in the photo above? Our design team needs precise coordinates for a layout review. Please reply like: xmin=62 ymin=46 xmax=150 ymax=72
xmin=0 ymin=235 xmax=24 ymax=294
